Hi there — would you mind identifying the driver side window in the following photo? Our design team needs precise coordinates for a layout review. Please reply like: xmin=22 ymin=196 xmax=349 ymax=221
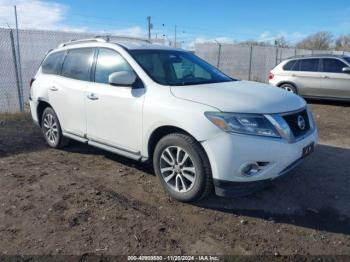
xmin=322 ymin=58 xmax=347 ymax=73
xmin=95 ymin=48 xmax=133 ymax=84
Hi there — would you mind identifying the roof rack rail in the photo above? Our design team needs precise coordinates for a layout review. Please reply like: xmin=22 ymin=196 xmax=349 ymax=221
xmin=112 ymin=37 xmax=151 ymax=45
xmin=58 ymin=37 xmax=108 ymax=48
xmin=286 ymin=53 xmax=344 ymax=59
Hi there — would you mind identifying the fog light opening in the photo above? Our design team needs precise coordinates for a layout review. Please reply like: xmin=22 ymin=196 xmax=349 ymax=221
xmin=241 ymin=163 xmax=261 ymax=177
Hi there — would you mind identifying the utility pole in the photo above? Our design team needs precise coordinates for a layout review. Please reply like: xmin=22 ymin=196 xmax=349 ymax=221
xmin=147 ymin=16 xmax=152 ymax=41
xmin=14 ymin=5 xmax=24 ymax=112
xmin=174 ymin=25 xmax=177 ymax=48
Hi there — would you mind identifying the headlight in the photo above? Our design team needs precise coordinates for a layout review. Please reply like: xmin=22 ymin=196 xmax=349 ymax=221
xmin=205 ymin=112 xmax=280 ymax=138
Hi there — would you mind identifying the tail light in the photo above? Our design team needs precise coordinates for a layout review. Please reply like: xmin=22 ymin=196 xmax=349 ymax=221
xmin=268 ymin=72 xmax=274 ymax=80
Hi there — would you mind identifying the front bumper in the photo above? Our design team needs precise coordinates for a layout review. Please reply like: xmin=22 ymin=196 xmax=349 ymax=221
xmin=213 ymin=157 xmax=304 ymax=197
xmin=201 ymin=128 xmax=318 ymax=195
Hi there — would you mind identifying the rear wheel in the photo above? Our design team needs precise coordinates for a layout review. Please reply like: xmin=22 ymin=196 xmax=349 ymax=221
xmin=153 ymin=133 xmax=212 ymax=202
xmin=280 ymin=83 xmax=297 ymax=94
xmin=41 ymin=107 xmax=70 ymax=148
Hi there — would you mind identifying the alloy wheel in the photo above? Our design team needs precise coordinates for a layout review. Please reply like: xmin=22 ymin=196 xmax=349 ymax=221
xmin=283 ymin=86 xmax=295 ymax=93
xmin=43 ymin=113 xmax=58 ymax=144
xmin=160 ymin=146 xmax=196 ymax=192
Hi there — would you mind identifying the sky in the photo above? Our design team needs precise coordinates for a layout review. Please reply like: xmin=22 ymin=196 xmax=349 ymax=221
xmin=0 ymin=0 xmax=349 ymax=49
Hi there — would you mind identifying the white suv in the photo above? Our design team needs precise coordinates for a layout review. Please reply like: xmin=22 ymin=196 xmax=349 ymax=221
xmin=29 ymin=38 xmax=318 ymax=202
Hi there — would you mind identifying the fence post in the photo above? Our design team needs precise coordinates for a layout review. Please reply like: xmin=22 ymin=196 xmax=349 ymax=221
xmin=215 ymin=40 xmax=222 ymax=69
xmin=248 ymin=45 xmax=253 ymax=81
xmin=275 ymin=46 xmax=278 ymax=65
xmin=280 ymin=47 xmax=283 ymax=63
xmin=14 ymin=5 xmax=24 ymax=112
xmin=9 ymin=29 xmax=23 ymax=112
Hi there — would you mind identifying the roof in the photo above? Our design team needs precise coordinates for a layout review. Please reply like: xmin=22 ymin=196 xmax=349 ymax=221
xmin=115 ymin=41 xmax=179 ymax=51
xmin=57 ymin=37 xmax=181 ymax=51
xmin=287 ymin=54 xmax=350 ymax=60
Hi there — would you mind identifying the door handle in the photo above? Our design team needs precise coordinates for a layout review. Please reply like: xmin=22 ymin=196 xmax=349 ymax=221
xmin=50 ymin=86 xmax=58 ymax=91
xmin=291 ymin=74 xmax=296 ymax=77
xmin=87 ymin=93 xmax=99 ymax=100
xmin=323 ymin=75 xmax=330 ymax=79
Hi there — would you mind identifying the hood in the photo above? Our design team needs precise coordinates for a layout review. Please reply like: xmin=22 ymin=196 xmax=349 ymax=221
xmin=170 ymin=80 xmax=306 ymax=114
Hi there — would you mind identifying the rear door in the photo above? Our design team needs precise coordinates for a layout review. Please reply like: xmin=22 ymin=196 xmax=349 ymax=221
xmin=48 ymin=48 xmax=94 ymax=137
xmin=291 ymin=58 xmax=321 ymax=96
xmin=319 ymin=58 xmax=350 ymax=99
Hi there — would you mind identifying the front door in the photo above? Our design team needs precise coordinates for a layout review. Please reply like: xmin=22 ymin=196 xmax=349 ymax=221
xmin=86 ymin=48 xmax=144 ymax=152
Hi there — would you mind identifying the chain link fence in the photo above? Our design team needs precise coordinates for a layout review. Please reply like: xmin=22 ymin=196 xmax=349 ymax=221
xmin=0 ymin=29 xmax=21 ymax=113
xmin=1 ymin=28 xmax=350 ymax=113
xmin=0 ymin=28 xmax=164 ymax=113
xmin=195 ymin=42 xmax=350 ymax=83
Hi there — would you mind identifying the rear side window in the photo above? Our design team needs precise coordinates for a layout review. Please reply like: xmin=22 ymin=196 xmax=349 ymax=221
xmin=42 ymin=51 xmax=65 ymax=75
xmin=283 ymin=60 xmax=297 ymax=71
xmin=61 ymin=48 xmax=94 ymax=81
xmin=322 ymin=58 xmax=347 ymax=73
xmin=299 ymin=59 xmax=319 ymax=72
xmin=290 ymin=59 xmax=319 ymax=72
xmin=94 ymin=48 xmax=133 ymax=84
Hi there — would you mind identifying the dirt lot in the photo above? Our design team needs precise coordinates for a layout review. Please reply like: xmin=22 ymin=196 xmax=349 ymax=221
xmin=0 ymin=101 xmax=350 ymax=257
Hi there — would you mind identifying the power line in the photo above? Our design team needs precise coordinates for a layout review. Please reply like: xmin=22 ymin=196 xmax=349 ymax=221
xmin=2 ymin=10 xmax=274 ymax=43
xmin=12 ymin=10 xmax=257 ymax=38
xmin=5 ymin=9 xmax=258 ymax=39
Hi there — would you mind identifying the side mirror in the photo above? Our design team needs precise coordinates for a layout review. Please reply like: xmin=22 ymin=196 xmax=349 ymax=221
xmin=342 ymin=67 xmax=350 ymax=74
xmin=108 ymin=71 xmax=137 ymax=86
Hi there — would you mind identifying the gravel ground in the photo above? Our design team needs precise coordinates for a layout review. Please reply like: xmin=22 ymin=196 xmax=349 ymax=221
xmin=0 ymin=101 xmax=349 ymax=257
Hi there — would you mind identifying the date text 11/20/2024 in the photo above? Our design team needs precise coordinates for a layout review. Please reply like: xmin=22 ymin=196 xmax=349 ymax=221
xmin=127 ymin=255 xmax=220 ymax=261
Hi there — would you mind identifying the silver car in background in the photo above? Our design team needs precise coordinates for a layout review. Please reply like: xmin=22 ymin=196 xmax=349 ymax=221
xmin=269 ymin=55 xmax=350 ymax=101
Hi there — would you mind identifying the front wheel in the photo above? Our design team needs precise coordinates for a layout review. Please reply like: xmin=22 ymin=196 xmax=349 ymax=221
xmin=41 ymin=107 xmax=70 ymax=148
xmin=153 ymin=133 xmax=212 ymax=202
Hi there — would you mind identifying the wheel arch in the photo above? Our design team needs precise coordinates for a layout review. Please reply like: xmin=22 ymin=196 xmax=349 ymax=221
xmin=277 ymin=81 xmax=299 ymax=93
xmin=36 ymin=99 xmax=52 ymax=127
xmin=147 ymin=125 xmax=210 ymax=165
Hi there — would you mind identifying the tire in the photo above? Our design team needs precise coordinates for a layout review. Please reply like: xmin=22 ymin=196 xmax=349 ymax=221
xmin=41 ymin=107 xmax=70 ymax=148
xmin=280 ymin=83 xmax=297 ymax=94
xmin=153 ymin=133 xmax=212 ymax=202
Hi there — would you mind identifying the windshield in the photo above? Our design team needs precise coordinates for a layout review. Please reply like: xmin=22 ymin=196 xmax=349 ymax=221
xmin=129 ymin=49 xmax=235 ymax=86
xmin=344 ymin=57 xmax=350 ymax=65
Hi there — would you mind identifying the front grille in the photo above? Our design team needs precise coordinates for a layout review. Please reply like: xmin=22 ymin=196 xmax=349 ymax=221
xmin=283 ymin=109 xmax=310 ymax=138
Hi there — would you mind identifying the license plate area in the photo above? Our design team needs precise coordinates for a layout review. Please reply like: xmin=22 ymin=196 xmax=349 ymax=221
xmin=302 ymin=142 xmax=314 ymax=158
